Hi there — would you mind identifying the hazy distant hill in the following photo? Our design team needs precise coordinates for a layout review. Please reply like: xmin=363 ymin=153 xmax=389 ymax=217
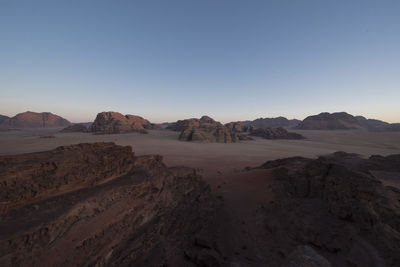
xmin=245 ymin=117 xmax=301 ymax=129
xmin=1 ymin=111 xmax=71 ymax=128
xmin=298 ymin=112 xmax=399 ymax=131
xmin=227 ymin=117 xmax=301 ymax=130
xmin=0 ymin=115 xmax=9 ymax=125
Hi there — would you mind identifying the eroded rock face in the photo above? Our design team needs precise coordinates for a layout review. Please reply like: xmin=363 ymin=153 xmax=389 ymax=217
xmin=283 ymin=245 xmax=332 ymax=267
xmin=0 ymin=143 xmax=219 ymax=266
xmin=256 ymin=152 xmax=400 ymax=266
xmin=249 ymin=127 xmax=305 ymax=139
xmin=174 ymin=116 xmax=238 ymax=143
xmin=225 ymin=122 xmax=252 ymax=133
xmin=166 ymin=118 xmax=201 ymax=132
xmin=0 ymin=111 xmax=71 ymax=128
xmin=0 ymin=143 xmax=135 ymax=212
xmin=60 ymin=124 xmax=88 ymax=133
xmin=90 ymin=112 xmax=152 ymax=134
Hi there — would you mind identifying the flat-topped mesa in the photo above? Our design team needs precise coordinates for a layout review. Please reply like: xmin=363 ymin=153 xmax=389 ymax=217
xmin=0 ymin=111 xmax=71 ymax=128
xmin=90 ymin=111 xmax=153 ymax=134
xmin=169 ymin=115 xmax=238 ymax=143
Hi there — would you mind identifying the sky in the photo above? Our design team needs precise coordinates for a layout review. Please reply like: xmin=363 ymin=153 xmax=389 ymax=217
xmin=1 ymin=0 xmax=399 ymax=123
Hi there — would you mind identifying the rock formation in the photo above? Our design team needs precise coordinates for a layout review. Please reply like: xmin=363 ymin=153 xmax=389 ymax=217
xmin=297 ymin=112 xmax=363 ymax=130
xmin=386 ymin=123 xmax=400 ymax=132
xmin=1 ymin=142 xmax=400 ymax=266
xmin=283 ymin=245 xmax=332 ymax=267
xmin=0 ymin=143 xmax=219 ymax=266
xmin=90 ymin=111 xmax=153 ymax=134
xmin=249 ymin=127 xmax=305 ymax=139
xmin=247 ymin=117 xmax=301 ymax=129
xmin=0 ymin=115 xmax=9 ymax=125
xmin=170 ymin=116 xmax=238 ymax=143
xmin=297 ymin=112 xmax=400 ymax=131
xmin=226 ymin=117 xmax=301 ymax=131
xmin=0 ymin=111 xmax=71 ymax=128
xmin=253 ymin=152 xmax=400 ymax=266
xmin=225 ymin=121 xmax=252 ymax=133
xmin=60 ymin=124 xmax=88 ymax=133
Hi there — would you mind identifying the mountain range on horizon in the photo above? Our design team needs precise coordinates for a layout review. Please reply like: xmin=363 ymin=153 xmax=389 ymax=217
xmin=1 ymin=111 xmax=399 ymax=132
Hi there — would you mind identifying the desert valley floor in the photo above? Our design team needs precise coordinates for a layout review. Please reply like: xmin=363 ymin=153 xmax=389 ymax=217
xmin=1 ymin=129 xmax=400 ymax=266
xmin=1 ymin=129 xmax=400 ymax=198
xmin=1 ymin=128 xmax=399 ymax=168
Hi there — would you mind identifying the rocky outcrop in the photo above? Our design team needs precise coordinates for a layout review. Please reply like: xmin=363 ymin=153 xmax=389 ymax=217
xmin=166 ymin=118 xmax=201 ymax=132
xmin=0 ymin=143 xmax=135 ymax=212
xmin=226 ymin=117 xmax=301 ymax=131
xmin=90 ymin=111 xmax=153 ymax=134
xmin=60 ymin=124 xmax=88 ymax=133
xmin=173 ymin=116 xmax=238 ymax=143
xmin=283 ymin=245 xmax=332 ymax=267
xmin=255 ymin=152 xmax=400 ymax=266
xmin=0 ymin=143 xmax=219 ymax=266
xmin=249 ymin=127 xmax=305 ymax=139
xmin=0 ymin=111 xmax=71 ymax=128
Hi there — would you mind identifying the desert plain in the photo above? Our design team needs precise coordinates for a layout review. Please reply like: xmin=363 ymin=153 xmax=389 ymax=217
xmin=1 ymin=127 xmax=400 ymax=266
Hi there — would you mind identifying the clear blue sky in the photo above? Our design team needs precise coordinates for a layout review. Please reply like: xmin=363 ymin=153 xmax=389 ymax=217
xmin=1 ymin=0 xmax=399 ymax=123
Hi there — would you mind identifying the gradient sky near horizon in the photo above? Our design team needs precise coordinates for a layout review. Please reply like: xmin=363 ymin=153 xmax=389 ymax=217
xmin=1 ymin=0 xmax=399 ymax=123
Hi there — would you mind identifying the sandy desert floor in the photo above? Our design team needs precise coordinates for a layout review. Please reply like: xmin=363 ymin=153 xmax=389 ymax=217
xmin=1 ymin=128 xmax=399 ymax=199
xmin=1 ymin=128 xmax=400 ymax=266
xmin=0 ymin=128 xmax=399 ymax=168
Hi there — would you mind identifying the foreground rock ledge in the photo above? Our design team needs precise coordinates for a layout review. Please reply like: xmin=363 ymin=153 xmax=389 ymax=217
xmin=1 ymin=144 xmax=399 ymax=266
xmin=0 ymin=143 xmax=218 ymax=266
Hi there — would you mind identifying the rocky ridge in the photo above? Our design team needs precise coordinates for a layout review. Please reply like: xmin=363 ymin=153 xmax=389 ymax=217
xmin=0 ymin=143 xmax=219 ymax=266
xmin=298 ymin=112 xmax=400 ymax=131
xmin=254 ymin=152 xmax=400 ymax=266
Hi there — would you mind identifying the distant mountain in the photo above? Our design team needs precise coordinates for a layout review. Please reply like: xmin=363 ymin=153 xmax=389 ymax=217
xmin=246 ymin=117 xmax=301 ymax=129
xmin=1 ymin=111 xmax=71 ymax=128
xmin=298 ymin=112 xmax=399 ymax=131
xmin=90 ymin=111 xmax=153 ymax=134
xmin=226 ymin=117 xmax=301 ymax=130
xmin=297 ymin=112 xmax=363 ymax=130
xmin=354 ymin=116 xmax=390 ymax=131
xmin=0 ymin=115 xmax=9 ymax=125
